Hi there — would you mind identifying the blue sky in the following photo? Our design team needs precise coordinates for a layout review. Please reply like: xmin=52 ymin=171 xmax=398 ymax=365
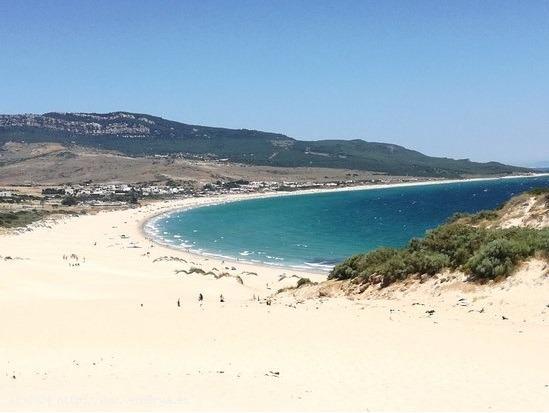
xmin=1 ymin=0 xmax=548 ymax=166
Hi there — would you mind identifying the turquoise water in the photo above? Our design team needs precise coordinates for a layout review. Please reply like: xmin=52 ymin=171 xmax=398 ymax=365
xmin=149 ymin=176 xmax=549 ymax=271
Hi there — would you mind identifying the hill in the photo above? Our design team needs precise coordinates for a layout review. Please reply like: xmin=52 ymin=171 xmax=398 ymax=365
xmin=0 ymin=112 xmax=531 ymax=178
xmin=0 ymin=141 xmax=411 ymax=185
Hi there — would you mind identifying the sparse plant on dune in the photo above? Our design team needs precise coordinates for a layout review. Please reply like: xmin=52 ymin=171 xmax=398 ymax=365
xmin=296 ymin=277 xmax=313 ymax=288
xmin=175 ymin=266 xmax=206 ymax=275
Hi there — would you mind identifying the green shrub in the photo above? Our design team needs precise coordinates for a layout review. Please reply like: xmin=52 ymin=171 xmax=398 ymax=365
xmin=527 ymin=188 xmax=549 ymax=196
xmin=329 ymin=220 xmax=549 ymax=287
xmin=408 ymin=251 xmax=450 ymax=275
xmin=296 ymin=277 xmax=312 ymax=288
xmin=465 ymin=239 xmax=520 ymax=279
xmin=446 ymin=212 xmax=471 ymax=224
xmin=0 ymin=210 xmax=48 ymax=228
xmin=61 ymin=196 xmax=78 ymax=206
xmin=469 ymin=210 xmax=499 ymax=223
xmin=331 ymin=248 xmax=400 ymax=281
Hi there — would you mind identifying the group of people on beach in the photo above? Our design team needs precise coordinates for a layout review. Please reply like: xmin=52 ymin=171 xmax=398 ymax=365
xmin=62 ymin=253 xmax=84 ymax=267
xmin=176 ymin=293 xmax=225 ymax=307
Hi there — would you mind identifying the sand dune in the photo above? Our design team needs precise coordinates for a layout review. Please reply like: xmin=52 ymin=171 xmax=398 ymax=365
xmin=1 ymin=194 xmax=548 ymax=410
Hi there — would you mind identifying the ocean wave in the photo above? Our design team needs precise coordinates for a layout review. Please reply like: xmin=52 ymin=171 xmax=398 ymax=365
xmin=144 ymin=211 xmax=334 ymax=273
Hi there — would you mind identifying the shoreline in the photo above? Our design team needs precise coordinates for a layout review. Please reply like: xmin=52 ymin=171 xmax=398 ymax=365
xmin=140 ymin=172 xmax=549 ymax=274
xmin=1 ymin=173 xmax=548 ymax=410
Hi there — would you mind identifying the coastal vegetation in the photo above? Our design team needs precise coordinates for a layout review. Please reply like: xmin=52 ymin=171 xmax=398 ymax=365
xmin=176 ymin=266 xmax=208 ymax=275
xmin=0 ymin=209 xmax=49 ymax=228
xmin=174 ymin=266 xmax=244 ymax=284
xmin=0 ymin=208 xmax=81 ymax=228
xmin=61 ymin=195 xmax=78 ymax=206
xmin=296 ymin=277 xmax=313 ymax=287
xmin=330 ymin=189 xmax=549 ymax=287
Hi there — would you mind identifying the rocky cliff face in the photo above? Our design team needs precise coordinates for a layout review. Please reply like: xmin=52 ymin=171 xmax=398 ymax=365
xmin=0 ymin=113 xmax=152 ymax=137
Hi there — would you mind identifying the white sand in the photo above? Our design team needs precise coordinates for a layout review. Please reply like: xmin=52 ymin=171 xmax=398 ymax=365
xmin=1 ymin=189 xmax=548 ymax=411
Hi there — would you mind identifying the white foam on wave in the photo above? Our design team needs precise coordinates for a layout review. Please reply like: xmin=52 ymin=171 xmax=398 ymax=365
xmin=302 ymin=263 xmax=333 ymax=272
xmin=146 ymin=217 xmax=335 ymax=273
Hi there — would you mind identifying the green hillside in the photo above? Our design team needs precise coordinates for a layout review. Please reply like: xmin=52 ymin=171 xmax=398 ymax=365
xmin=0 ymin=112 xmax=531 ymax=178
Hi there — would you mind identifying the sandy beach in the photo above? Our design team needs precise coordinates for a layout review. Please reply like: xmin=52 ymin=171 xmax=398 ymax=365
xmin=1 ymin=187 xmax=549 ymax=411
xmin=4 ymin=0 xmax=549 ymax=408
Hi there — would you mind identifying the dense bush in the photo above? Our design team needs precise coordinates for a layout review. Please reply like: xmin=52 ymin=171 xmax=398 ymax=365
xmin=330 ymin=221 xmax=549 ymax=286
xmin=528 ymin=188 xmax=549 ymax=196
xmin=0 ymin=209 xmax=79 ymax=228
xmin=0 ymin=209 xmax=47 ymax=228
xmin=465 ymin=239 xmax=520 ymax=280
xmin=447 ymin=210 xmax=499 ymax=225
xmin=61 ymin=195 xmax=78 ymax=206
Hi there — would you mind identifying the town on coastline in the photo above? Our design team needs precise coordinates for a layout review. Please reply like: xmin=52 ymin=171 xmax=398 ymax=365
xmin=0 ymin=176 xmax=429 ymax=209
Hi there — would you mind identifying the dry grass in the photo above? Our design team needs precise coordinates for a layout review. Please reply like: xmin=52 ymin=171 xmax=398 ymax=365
xmin=0 ymin=142 xmax=419 ymax=185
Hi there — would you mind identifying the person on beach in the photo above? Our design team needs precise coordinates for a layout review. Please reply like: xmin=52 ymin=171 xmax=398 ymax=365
xmin=177 ymin=298 xmax=180 ymax=307
xmin=220 ymin=294 xmax=224 ymax=303
xmin=198 ymin=293 xmax=203 ymax=302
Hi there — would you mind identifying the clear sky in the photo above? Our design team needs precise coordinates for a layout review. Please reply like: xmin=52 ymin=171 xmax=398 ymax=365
xmin=1 ymin=0 xmax=548 ymax=166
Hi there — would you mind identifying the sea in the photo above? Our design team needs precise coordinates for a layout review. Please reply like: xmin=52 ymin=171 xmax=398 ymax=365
xmin=146 ymin=175 xmax=549 ymax=272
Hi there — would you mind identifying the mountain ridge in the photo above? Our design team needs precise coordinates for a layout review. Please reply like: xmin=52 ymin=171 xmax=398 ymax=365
xmin=0 ymin=111 xmax=532 ymax=178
